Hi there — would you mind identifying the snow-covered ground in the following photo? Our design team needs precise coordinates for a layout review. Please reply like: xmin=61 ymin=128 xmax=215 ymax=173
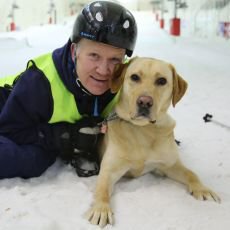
xmin=0 ymin=11 xmax=230 ymax=230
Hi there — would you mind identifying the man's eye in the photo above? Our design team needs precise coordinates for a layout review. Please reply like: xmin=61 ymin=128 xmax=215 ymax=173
xmin=89 ymin=53 xmax=99 ymax=59
xmin=111 ymin=58 xmax=122 ymax=65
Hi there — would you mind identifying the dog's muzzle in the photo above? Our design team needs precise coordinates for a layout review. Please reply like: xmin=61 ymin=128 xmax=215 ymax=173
xmin=136 ymin=96 xmax=153 ymax=117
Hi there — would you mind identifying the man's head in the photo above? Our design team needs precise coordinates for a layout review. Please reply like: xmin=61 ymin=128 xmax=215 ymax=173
xmin=70 ymin=1 xmax=137 ymax=95
xmin=71 ymin=39 xmax=125 ymax=95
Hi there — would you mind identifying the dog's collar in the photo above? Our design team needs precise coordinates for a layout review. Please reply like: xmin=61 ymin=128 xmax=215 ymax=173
xmin=96 ymin=112 xmax=119 ymax=134
xmin=98 ymin=112 xmax=119 ymax=126
xmin=105 ymin=112 xmax=119 ymax=123
xmin=97 ymin=113 xmax=157 ymax=134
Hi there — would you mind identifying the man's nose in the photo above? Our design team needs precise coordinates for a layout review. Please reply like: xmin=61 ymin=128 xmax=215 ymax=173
xmin=96 ymin=60 xmax=110 ymax=75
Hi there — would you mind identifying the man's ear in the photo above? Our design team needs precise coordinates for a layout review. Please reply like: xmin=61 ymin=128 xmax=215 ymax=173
xmin=70 ymin=43 xmax=76 ymax=62
xmin=110 ymin=57 xmax=138 ymax=93
xmin=169 ymin=64 xmax=188 ymax=107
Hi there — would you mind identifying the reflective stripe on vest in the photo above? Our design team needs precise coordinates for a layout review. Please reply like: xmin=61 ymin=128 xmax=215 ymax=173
xmin=0 ymin=75 xmax=17 ymax=87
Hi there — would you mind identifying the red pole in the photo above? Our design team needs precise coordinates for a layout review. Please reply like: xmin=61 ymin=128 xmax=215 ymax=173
xmin=10 ymin=22 xmax=16 ymax=31
xmin=160 ymin=19 xmax=164 ymax=29
xmin=170 ymin=18 xmax=180 ymax=36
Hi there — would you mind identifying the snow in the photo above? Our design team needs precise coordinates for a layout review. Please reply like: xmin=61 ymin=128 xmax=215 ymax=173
xmin=0 ymin=11 xmax=230 ymax=230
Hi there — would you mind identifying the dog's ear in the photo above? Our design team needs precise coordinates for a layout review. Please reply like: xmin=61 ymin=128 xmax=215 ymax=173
xmin=169 ymin=64 xmax=188 ymax=107
xmin=110 ymin=57 xmax=138 ymax=93
xmin=110 ymin=63 xmax=128 ymax=93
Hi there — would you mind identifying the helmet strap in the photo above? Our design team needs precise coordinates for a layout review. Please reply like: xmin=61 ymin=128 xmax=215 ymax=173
xmin=75 ymin=78 xmax=92 ymax=96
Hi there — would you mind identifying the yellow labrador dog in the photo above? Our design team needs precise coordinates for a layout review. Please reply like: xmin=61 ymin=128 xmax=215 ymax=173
xmin=86 ymin=57 xmax=220 ymax=228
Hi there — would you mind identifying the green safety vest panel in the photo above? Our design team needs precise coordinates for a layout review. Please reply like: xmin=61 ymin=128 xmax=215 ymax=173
xmin=0 ymin=53 xmax=119 ymax=123
xmin=0 ymin=71 xmax=23 ymax=86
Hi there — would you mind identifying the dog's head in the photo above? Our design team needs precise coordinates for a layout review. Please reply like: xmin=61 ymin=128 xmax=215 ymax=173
xmin=111 ymin=57 xmax=188 ymax=126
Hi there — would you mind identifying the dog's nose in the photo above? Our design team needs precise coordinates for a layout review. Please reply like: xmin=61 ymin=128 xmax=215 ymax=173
xmin=136 ymin=96 xmax=153 ymax=117
xmin=137 ymin=96 xmax=153 ymax=109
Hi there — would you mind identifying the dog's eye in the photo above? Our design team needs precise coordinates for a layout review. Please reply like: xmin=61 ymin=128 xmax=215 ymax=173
xmin=130 ymin=74 xmax=140 ymax=82
xmin=155 ymin=77 xmax=167 ymax=86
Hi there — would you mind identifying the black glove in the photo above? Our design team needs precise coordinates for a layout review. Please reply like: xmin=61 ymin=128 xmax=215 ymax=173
xmin=69 ymin=116 xmax=103 ymax=177
xmin=38 ymin=117 xmax=104 ymax=177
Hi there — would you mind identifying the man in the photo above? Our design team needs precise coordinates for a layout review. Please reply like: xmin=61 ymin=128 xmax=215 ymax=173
xmin=0 ymin=1 xmax=137 ymax=178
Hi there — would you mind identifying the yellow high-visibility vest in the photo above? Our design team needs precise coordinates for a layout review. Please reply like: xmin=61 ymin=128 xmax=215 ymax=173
xmin=0 ymin=53 xmax=119 ymax=123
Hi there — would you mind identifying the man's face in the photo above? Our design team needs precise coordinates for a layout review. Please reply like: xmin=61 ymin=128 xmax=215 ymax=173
xmin=71 ymin=39 xmax=125 ymax=95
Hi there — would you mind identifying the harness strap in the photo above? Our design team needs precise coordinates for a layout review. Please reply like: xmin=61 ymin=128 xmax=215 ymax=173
xmin=97 ymin=112 xmax=119 ymax=126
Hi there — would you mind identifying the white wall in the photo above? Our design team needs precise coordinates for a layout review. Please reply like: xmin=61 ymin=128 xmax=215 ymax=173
xmin=0 ymin=0 xmax=83 ymax=32
xmin=119 ymin=0 xmax=152 ymax=10
xmin=153 ymin=0 xmax=230 ymax=39
xmin=0 ymin=0 xmax=153 ymax=32
xmin=1 ymin=0 xmax=229 ymax=39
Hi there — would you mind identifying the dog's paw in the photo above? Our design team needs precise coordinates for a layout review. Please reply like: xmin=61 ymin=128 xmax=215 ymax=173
xmin=85 ymin=202 xmax=113 ymax=228
xmin=188 ymin=183 xmax=221 ymax=203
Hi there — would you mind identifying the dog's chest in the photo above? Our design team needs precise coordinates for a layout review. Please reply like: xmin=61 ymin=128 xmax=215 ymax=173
xmin=108 ymin=120 xmax=176 ymax=177
xmin=125 ymin=140 xmax=177 ymax=177
xmin=126 ymin=151 xmax=165 ymax=177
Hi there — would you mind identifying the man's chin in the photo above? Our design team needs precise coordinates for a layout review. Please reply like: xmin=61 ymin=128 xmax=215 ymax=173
xmin=88 ymin=87 xmax=109 ymax=96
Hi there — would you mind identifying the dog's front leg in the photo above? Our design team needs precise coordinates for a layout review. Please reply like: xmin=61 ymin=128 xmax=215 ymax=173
xmin=163 ymin=160 xmax=221 ymax=203
xmin=86 ymin=156 xmax=128 ymax=228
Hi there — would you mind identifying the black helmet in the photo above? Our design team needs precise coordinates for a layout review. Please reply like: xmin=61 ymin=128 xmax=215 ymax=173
xmin=71 ymin=1 xmax=137 ymax=57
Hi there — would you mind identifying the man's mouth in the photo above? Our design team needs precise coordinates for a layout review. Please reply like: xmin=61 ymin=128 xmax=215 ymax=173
xmin=90 ymin=75 xmax=108 ymax=83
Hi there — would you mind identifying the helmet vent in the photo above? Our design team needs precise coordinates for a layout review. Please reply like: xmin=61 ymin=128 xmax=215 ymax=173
xmin=95 ymin=12 xmax=103 ymax=22
xmin=123 ymin=20 xmax=130 ymax=29
xmin=94 ymin=2 xmax=102 ymax=7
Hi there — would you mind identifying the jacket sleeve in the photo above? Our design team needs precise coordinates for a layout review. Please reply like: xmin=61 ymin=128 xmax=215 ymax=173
xmin=0 ymin=65 xmax=57 ymax=178
xmin=0 ymin=135 xmax=56 ymax=179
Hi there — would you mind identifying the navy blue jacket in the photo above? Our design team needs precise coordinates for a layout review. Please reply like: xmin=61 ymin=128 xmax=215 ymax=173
xmin=0 ymin=39 xmax=115 ymax=179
